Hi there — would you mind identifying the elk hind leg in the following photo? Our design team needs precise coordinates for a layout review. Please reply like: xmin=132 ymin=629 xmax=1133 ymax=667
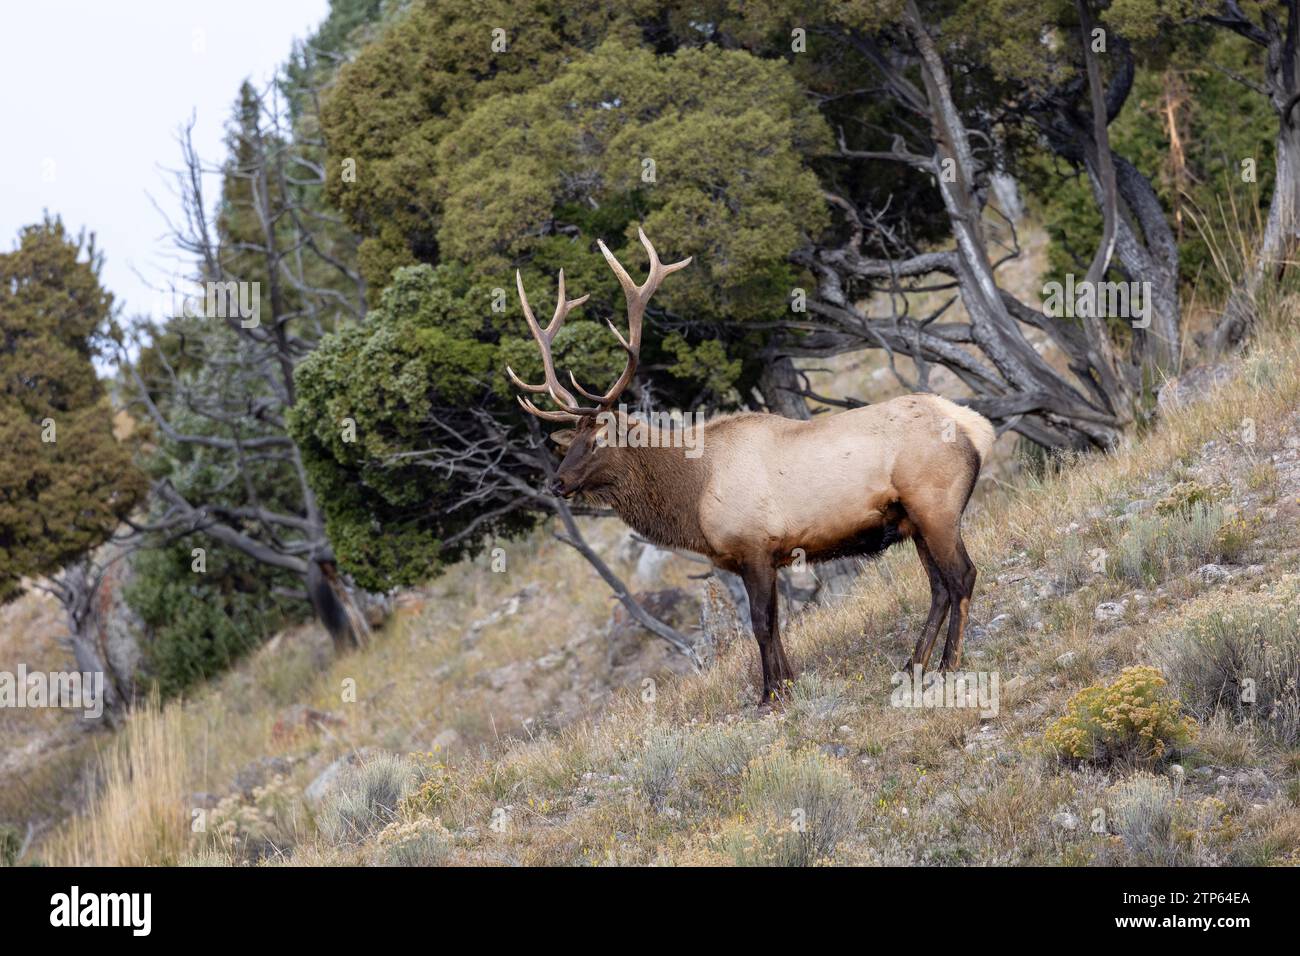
xmin=938 ymin=533 xmax=976 ymax=670
xmin=904 ymin=509 xmax=975 ymax=672
xmin=907 ymin=535 xmax=950 ymax=671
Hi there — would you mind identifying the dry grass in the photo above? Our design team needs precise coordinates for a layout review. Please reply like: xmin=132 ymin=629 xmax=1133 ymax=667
xmin=51 ymin=696 xmax=188 ymax=865
xmin=15 ymin=292 xmax=1300 ymax=867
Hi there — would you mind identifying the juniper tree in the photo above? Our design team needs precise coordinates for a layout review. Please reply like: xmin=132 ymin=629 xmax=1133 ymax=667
xmin=0 ymin=218 xmax=146 ymax=720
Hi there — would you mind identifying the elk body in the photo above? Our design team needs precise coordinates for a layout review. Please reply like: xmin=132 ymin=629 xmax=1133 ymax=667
xmin=509 ymin=229 xmax=994 ymax=704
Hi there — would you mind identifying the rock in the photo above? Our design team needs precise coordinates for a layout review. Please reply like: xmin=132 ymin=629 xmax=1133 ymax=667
xmin=1055 ymin=651 xmax=1077 ymax=668
xmin=1052 ymin=811 xmax=1080 ymax=831
xmin=1234 ymin=769 xmax=1267 ymax=789
xmin=1094 ymin=601 xmax=1127 ymax=622
xmin=634 ymin=544 xmax=675 ymax=588
xmin=303 ymin=748 xmax=379 ymax=808
xmin=1157 ymin=363 xmax=1233 ymax=414
xmin=1193 ymin=564 xmax=1232 ymax=585
xmin=615 ymin=531 xmax=644 ymax=565
xmin=463 ymin=586 xmax=538 ymax=646
xmin=536 ymin=651 xmax=567 ymax=671
xmin=607 ymin=588 xmax=701 ymax=667
xmin=270 ymin=705 xmax=345 ymax=746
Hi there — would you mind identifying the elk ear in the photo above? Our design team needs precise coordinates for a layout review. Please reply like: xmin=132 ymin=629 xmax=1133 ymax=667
xmin=550 ymin=428 xmax=577 ymax=448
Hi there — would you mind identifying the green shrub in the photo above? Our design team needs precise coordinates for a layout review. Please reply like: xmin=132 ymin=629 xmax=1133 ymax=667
xmin=683 ymin=723 xmax=775 ymax=789
xmin=726 ymin=747 xmax=863 ymax=866
xmin=1155 ymin=577 xmax=1300 ymax=744
xmin=318 ymin=754 xmax=419 ymax=846
xmin=1056 ymin=531 xmax=1097 ymax=591
xmin=1046 ymin=666 xmax=1197 ymax=764
xmin=126 ymin=539 xmax=302 ymax=699
xmin=1154 ymin=480 xmax=1224 ymax=516
xmin=1110 ymin=502 xmax=1226 ymax=586
xmin=1213 ymin=513 xmax=1258 ymax=564
xmin=376 ymin=816 xmax=452 ymax=866
xmin=0 ymin=824 xmax=21 ymax=866
xmin=789 ymin=673 xmax=855 ymax=725
xmin=1108 ymin=773 xmax=1179 ymax=865
xmin=628 ymin=728 xmax=686 ymax=811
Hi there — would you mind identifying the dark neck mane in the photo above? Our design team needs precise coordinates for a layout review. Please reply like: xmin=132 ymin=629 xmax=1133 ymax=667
xmin=595 ymin=439 xmax=709 ymax=554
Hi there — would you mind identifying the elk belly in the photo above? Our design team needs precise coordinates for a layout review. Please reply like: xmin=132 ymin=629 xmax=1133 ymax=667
xmin=771 ymin=452 xmax=905 ymax=564
xmin=780 ymin=496 xmax=910 ymax=564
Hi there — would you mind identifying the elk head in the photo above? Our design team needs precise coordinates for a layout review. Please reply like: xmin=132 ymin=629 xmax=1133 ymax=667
xmin=506 ymin=229 xmax=691 ymax=499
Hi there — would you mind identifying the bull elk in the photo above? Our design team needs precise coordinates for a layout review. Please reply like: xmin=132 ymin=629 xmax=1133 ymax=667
xmin=508 ymin=229 xmax=994 ymax=704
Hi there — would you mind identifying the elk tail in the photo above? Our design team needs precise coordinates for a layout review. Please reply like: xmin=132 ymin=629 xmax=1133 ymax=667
xmin=932 ymin=396 xmax=996 ymax=469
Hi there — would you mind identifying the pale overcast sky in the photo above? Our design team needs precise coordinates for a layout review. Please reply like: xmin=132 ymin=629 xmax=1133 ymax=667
xmin=0 ymin=0 xmax=330 ymax=320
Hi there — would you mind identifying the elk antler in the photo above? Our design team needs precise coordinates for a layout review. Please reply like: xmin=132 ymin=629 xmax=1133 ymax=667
xmin=509 ymin=228 xmax=692 ymax=421
xmin=505 ymin=269 xmax=593 ymax=421
xmin=506 ymin=227 xmax=691 ymax=421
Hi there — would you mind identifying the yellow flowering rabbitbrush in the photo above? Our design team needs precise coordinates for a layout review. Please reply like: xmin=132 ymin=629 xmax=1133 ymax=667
xmin=1046 ymin=666 xmax=1197 ymax=763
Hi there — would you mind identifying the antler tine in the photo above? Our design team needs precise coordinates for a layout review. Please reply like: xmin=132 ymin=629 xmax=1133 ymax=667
xmin=589 ymin=228 xmax=693 ymax=408
xmin=508 ymin=233 xmax=690 ymax=422
xmin=508 ymin=269 xmax=601 ymax=420
xmin=516 ymin=394 xmax=581 ymax=423
xmin=547 ymin=269 xmax=590 ymax=334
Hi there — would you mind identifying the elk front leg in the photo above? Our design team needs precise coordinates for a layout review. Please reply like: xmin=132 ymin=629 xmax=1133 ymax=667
xmin=741 ymin=563 xmax=794 ymax=704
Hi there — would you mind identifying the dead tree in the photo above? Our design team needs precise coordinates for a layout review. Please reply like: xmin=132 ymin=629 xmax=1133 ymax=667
xmin=121 ymin=81 xmax=373 ymax=653
xmin=1028 ymin=29 xmax=1182 ymax=374
xmin=1202 ymin=0 xmax=1300 ymax=349
xmin=795 ymin=1 xmax=1149 ymax=450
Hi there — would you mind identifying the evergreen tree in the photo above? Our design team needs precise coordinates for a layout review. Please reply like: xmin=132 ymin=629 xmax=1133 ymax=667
xmin=0 ymin=218 xmax=144 ymax=603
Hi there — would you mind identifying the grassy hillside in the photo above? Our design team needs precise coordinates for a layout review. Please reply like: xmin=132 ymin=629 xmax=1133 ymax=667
xmin=17 ymin=296 xmax=1300 ymax=867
